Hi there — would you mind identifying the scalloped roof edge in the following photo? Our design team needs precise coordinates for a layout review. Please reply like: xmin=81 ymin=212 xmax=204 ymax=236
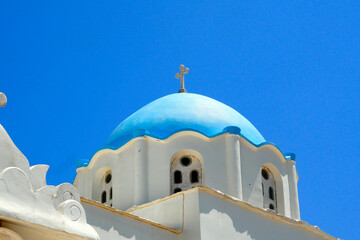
xmin=76 ymin=126 xmax=295 ymax=168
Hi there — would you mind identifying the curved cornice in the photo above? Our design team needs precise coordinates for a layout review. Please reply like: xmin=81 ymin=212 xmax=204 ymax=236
xmin=77 ymin=126 xmax=295 ymax=168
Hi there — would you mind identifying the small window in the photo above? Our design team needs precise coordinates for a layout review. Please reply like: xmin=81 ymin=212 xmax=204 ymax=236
xmin=190 ymin=170 xmax=199 ymax=183
xmin=261 ymin=167 xmax=277 ymax=212
xmin=171 ymin=154 xmax=202 ymax=194
xmin=174 ymin=170 xmax=182 ymax=184
xmin=269 ymin=187 xmax=274 ymax=200
xmin=101 ymin=191 xmax=106 ymax=203
xmin=98 ymin=170 xmax=113 ymax=206
xmin=180 ymin=156 xmax=192 ymax=167
xmin=105 ymin=173 xmax=112 ymax=184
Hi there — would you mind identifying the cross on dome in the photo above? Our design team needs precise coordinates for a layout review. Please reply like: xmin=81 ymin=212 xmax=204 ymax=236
xmin=0 ymin=92 xmax=7 ymax=107
xmin=175 ymin=64 xmax=189 ymax=93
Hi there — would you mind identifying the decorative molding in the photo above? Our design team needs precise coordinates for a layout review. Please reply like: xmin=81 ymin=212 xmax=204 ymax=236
xmin=0 ymin=124 xmax=99 ymax=240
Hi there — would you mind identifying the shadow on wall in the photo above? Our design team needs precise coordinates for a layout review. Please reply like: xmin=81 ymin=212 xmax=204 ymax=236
xmin=83 ymin=203 xmax=176 ymax=240
xmin=200 ymin=208 xmax=252 ymax=240
xmin=198 ymin=192 xmax=318 ymax=240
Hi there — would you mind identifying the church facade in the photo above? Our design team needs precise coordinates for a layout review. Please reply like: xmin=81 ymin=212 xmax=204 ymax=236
xmin=0 ymin=67 xmax=337 ymax=239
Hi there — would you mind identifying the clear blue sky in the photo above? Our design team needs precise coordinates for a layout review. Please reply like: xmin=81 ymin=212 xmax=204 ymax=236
xmin=1 ymin=1 xmax=359 ymax=239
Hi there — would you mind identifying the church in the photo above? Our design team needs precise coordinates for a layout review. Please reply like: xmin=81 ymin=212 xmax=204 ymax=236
xmin=0 ymin=65 xmax=337 ymax=239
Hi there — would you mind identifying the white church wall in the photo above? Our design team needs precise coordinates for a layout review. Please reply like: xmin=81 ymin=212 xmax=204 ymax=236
xmin=225 ymin=134 xmax=242 ymax=200
xmin=75 ymin=131 xmax=299 ymax=220
xmin=128 ymin=193 xmax=184 ymax=231
xmin=286 ymin=160 xmax=300 ymax=219
xmin=197 ymin=188 xmax=335 ymax=240
xmin=133 ymin=137 xmax=148 ymax=205
xmin=75 ymin=141 xmax=137 ymax=210
xmin=127 ymin=188 xmax=204 ymax=240
xmin=126 ymin=187 xmax=331 ymax=240
xmin=180 ymin=188 xmax=202 ymax=240
xmin=239 ymin=139 xmax=298 ymax=218
xmin=146 ymin=132 xmax=228 ymax=202
xmin=110 ymin=146 xmax=136 ymax=209
xmin=76 ymin=132 xmax=231 ymax=210
xmin=82 ymin=201 xmax=179 ymax=240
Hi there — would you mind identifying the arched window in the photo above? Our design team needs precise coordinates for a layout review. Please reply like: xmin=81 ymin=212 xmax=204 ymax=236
xmin=174 ymin=170 xmax=182 ymax=184
xmin=171 ymin=155 xmax=202 ymax=194
xmin=190 ymin=170 xmax=199 ymax=183
xmin=261 ymin=167 xmax=277 ymax=212
xmin=100 ymin=170 xmax=113 ymax=206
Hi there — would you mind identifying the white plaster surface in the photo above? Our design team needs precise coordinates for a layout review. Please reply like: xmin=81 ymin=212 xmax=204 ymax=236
xmin=129 ymin=193 xmax=184 ymax=230
xmin=83 ymin=202 xmax=177 ymax=240
xmin=83 ymin=187 xmax=336 ymax=240
xmin=197 ymin=189 xmax=334 ymax=240
xmin=0 ymin=124 xmax=99 ymax=240
xmin=76 ymin=131 xmax=300 ymax=219
xmin=200 ymin=209 xmax=249 ymax=240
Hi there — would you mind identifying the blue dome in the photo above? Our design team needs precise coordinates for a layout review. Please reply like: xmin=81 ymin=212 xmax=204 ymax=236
xmin=104 ymin=93 xmax=266 ymax=150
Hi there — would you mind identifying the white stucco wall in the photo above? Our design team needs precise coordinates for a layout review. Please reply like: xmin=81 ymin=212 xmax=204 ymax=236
xmin=87 ymin=187 xmax=334 ymax=240
xmin=240 ymin=139 xmax=298 ymax=217
xmin=197 ymin=189 xmax=331 ymax=240
xmin=82 ymin=201 xmax=179 ymax=240
xmin=75 ymin=131 xmax=300 ymax=219
xmin=0 ymin=124 xmax=99 ymax=240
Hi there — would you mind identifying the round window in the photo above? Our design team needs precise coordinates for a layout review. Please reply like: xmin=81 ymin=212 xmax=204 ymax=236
xmin=180 ymin=156 xmax=192 ymax=167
